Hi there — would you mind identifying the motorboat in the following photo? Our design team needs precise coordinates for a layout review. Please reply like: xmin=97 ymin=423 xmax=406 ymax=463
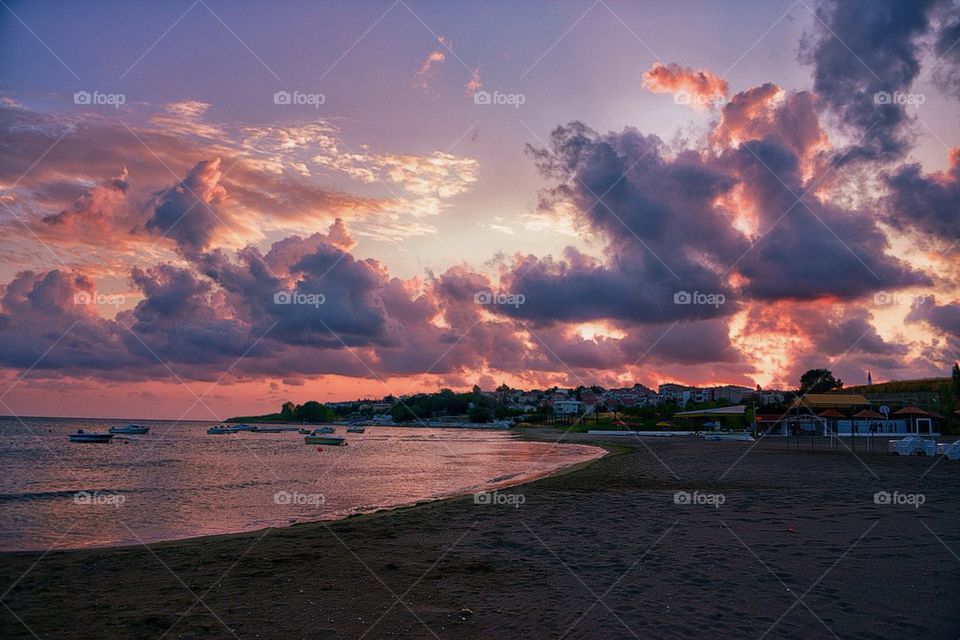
xmin=312 ymin=426 xmax=336 ymax=434
xmin=207 ymin=426 xmax=240 ymax=434
xmin=251 ymin=426 xmax=283 ymax=433
xmin=232 ymin=424 xmax=257 ymax=431
xmin=304 ymin=434 xmax=346 ymax=446
xmin=298 ymin=428 xmax=312 ymax=435
xmin=346 ymin=426 xmax=366 ymax=433
xmin=108 ymin=424 xmax=150 ymax=435
xmin=69 ymin=430 xmax=114 ymax=443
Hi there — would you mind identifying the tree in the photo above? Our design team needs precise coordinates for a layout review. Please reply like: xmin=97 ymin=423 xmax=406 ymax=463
xmin=799 ymin=369 xmax=843 ymax=395
xmin=280 ymin=401 xmax=295 ymax=420
xmin=952 ymin=363 xmax=960 ymax=396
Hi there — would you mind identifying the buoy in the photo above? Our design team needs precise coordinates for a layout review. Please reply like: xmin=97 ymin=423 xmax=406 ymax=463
xmin=317 ymin=447 xmax=323 ymax=452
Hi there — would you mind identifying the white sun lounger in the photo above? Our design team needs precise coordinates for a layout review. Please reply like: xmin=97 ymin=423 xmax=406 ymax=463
xmin=938 ymin=440 xmax=960 ymax=461
xmin=892 ymin=436 xmax=937 ymax=457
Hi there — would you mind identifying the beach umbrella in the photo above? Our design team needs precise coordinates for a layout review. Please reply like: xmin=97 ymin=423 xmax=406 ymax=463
xmin=893 ymin=406 xmax=930 ymax=436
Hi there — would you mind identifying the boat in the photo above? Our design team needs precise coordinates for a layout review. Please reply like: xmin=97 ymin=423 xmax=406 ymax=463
xmin=312 ymin=426 xmax=335 ymax=434
xmin=251 ymin=426 xmax=283 ymax=433
xmin=298 ymin=428 xmax=312 ymax=435
xmin=346 ymin=426 xmax=366 ymax=433
xmin=207 ymin=426 xmax=240 ymax=434
xmin=304 ymin=435 xmax=347 ymax=446
xmin=69 ymin=430 xmax=114 ymax=443
xmin=232 ymin=424 xmax=257 ymax=431
xmin=108 ymin=424 xmax=150 ymax=435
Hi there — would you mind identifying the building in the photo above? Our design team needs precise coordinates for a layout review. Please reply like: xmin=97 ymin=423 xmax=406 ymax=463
xmin=554 ymin=400 xmax=586 ymax=415
xmin=771 ymin=394 xmax=941 ymax=437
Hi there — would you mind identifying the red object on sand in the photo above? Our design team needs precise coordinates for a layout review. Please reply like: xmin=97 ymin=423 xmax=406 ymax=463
xmin=787 ymin=527 xmax=796 ymax=533
xmin=317 ymin=447 xmax=323 ymax=452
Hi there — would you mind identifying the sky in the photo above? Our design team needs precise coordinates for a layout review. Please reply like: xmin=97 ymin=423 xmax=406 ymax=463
xmin=1 ymin=0 xmax=959 ymax=420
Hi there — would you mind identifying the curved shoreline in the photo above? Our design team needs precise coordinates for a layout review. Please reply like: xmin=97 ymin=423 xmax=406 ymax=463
xmin=0 ymin=434 xmax=610 ymax=557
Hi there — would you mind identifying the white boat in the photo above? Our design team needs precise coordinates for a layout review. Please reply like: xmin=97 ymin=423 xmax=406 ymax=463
xmin=109 ymin=424 xmax=150 ymax=435
xmin=69 ymin=430 xmax=114 ymax=443
xmin=232 ymin=424 xmax=257 ymax=431
xmin=346 ymin=426 xmax=366 ymax=433
xmin=312 ymin=426 xmax=335 ymax=434
xmin=304 ymin=435 xmax=346 ymax=446
xmin=207 ymin=426 xmax=239 ymax=434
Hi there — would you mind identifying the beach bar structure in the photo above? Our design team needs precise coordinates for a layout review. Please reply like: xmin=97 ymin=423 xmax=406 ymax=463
xmin=673 ymin=405 xmax=746 ymax=430
xmin=776 ymin=394 xmax=940 ymax=437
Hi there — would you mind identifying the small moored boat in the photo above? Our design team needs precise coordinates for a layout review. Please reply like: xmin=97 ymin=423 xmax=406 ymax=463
xmin=207 ymin=426 xmax=239 ymax=434
xmin=251 ymin=426 xmax=283 ymax=433
xmin=346 ymin=426 xmax=366 ymax=433
xmin=232 ymin=424 xmax=257 ymax=431
xmin=69 ymin=430 xmax=114 ymax=443
xmin=109 ymin=424 xmax=150 ymax=435
xmin=304 ymin=435 xmax=346 ymax=446
xmin=312 ymin=426 xmax=336 ymax=434
xmin=298 ymin=428 xmax=312 ymax=435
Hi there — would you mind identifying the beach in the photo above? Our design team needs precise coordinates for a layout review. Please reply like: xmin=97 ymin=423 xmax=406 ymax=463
xmin=3 ymin=432 xmax=959 ymax=639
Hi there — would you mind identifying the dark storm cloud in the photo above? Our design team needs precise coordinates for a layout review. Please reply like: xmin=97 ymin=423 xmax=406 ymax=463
xmin=726 ymin=136 xmax=931 ymax=300
xmin=801 ymin=0 xmax=936 ymax=162
xmin=884 ymin=153 xmax=960 ymax=240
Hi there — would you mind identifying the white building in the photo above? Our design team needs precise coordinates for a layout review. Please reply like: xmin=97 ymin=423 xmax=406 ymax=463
xmin=554 ymin=400 xmax=586 ymax=415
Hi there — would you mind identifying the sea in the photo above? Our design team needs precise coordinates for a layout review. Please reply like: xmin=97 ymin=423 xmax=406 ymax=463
xmin=0 ymin=416 xmax=602 ymax=552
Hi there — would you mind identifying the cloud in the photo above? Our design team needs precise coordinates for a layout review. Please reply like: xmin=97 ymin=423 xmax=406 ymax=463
xmin=414 ymin=51 xmax=446 ymax=89
xmin=145 ymin=158 xmax=228 ymax=254
xmin=884 ymin=148 xmax=960 ymax=241
xmin=800 ymin=0 xmax=935 ymax=163
xmin=642 ymin=61 xmax=728 ymax=110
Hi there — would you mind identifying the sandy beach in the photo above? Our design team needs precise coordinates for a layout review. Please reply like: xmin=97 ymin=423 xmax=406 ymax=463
xmin=3 ymin=431 xmax=959 ymax=639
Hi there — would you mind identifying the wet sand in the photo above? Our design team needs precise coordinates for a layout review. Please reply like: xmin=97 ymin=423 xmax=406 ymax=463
xmin=2 ymin=431 xmax=959 ymax=639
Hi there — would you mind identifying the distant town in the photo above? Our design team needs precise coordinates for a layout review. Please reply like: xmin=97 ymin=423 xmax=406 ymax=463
xmin=229 ymin=368 xmax=960 ymax=434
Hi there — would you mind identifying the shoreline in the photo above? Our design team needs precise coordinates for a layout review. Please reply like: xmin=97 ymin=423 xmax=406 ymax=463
xmin=3 ymin=432 xmax=959 ymax=639
xmin=0 ymin=432 xmax=608 ymax=557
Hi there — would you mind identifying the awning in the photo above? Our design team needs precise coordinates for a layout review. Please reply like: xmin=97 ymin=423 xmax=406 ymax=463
xmin=674 ymin=405 xmax=746 ymax=417
xmin=789 ymin=394 xmax=870 ymax=409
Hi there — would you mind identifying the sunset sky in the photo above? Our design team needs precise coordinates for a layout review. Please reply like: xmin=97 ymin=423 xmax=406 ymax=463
xmin=1 ymin=0 xmax=959 ymax=419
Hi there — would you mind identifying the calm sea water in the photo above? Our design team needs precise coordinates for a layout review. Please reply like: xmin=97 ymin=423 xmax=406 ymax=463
xmin=0 ymin=417 xmax=601 ymax=552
